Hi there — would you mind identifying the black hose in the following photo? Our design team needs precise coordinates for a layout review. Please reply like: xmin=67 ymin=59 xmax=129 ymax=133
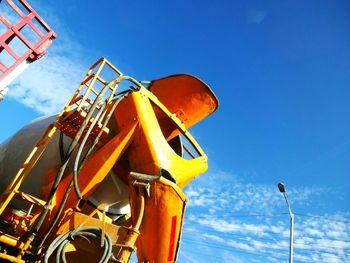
xmin=28 ymin=78 xmax=115 ymax=243
xmin=59 ymin=131 xmax=65 ymax=164
xmin=39 ymin=94 xmax=127 ymax=248
xmin=73 ymin=102 xmax=107 ymax=200
xmin=73 ymin=93 xmax=126 ymax=198
xmin=34 ymin=77 xmax=137 ymax=247
xmin=39 ymin=102 xmax=108 ymax=247
xmin=43 ymin=226 xmax=112 ymax=263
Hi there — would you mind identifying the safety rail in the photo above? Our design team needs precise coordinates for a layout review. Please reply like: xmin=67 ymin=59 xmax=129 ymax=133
xmin=0 ymin=0 xmax=56 ymax=96
xmin=55 ymin=58 xmax=123 ymax=141
xmin=0 ymin=57 xmax=124 ymax=262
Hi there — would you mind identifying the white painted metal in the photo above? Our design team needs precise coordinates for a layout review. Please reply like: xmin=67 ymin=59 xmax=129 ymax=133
xmin=0 ymin=60 xmax=30 ymax=100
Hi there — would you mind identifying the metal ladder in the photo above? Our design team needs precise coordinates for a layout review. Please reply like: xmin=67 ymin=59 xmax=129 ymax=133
xmin=0 ymin=57 xmax=122 ymax=261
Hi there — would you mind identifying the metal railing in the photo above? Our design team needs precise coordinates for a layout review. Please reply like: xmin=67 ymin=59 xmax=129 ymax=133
xmin=0 ymin=0 xmax=56 ymax=94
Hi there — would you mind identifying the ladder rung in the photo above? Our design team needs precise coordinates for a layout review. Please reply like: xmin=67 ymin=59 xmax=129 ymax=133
xmin=96 ymin=75 xmax=108 ymax=86
xmin=4 ymin=190 xmax=47 ymax=207
xmin=69 ymin=95 xmax=84 ymax=106
xmin=90 ymin=88 xmax=99 ymax=95
xmin=81 ymin=73 xmax=95 ymax=85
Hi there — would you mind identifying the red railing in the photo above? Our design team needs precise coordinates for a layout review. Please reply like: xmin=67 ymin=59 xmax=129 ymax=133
xmin=0 ymin=0 xmax=56 ymax=82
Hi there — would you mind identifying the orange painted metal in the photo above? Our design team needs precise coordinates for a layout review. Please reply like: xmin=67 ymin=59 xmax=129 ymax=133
xmin=55 ymin=210 xmax=128 ymax=262
xmin=43 ymin=121 xmax=138 ymax=220
xmin=43 ymin=77 xmax=217 ymax=261
xmin=114 ymin=84 xmax=214 ymax=188
xmin=129 ymin=177 xmax=187 ymax=262
xmin=0 ymin=57 xmax=218 ymax=262
xmin=59 ymin=80 xmax=216 ymax=261
xmin=149 ymin=74 xmax=218 ymax=140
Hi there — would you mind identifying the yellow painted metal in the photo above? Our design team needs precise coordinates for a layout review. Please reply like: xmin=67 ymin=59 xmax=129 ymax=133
xmin=0 ymin=57 xmax=218 ymax=262
xmin=111 ymin=75 xmax=218 ymax=261
xmin=55 ymin=209 xmax=128 ymax=263
xmin=0 ymin=234 xmax=25 ymax=249
xmin=0 ymin=57 xmax=122 ymax=216
xmin=115 ymin=187 xmax=145 ymax=262
xmin=46 ymin=121 xmax=138 ymax=218
xmin=0 ymin=252 xmax=24 ymax=263
xmin=52 ymin=192 xmax=145 ymax=263
xmin=0 ymin=233 xmax=26 ymax=262
xmin=56 ymin=209 xmax=125 ymax=244
xmin=0 ymin=57 xmax=124 ymax=259
xmin=0 ymin=125 xmax=57 ymax=215
xmin=114 ymin=86 xmax=211 ymax=188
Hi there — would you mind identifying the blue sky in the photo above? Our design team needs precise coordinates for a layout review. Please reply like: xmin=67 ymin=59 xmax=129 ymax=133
xmin=1 ymin=0 xmax=350 ymax=262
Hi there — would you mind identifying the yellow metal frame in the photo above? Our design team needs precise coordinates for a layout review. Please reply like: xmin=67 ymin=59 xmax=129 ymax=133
xmin=0 ymin=58 xmax=123 ymax=261
xmin=0 ymin=57 xmax=122 ymax=215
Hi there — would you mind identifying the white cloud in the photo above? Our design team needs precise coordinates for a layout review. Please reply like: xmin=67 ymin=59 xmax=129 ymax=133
xmin=185 ymin=176 xmax=327 ymax=215
xmin=202 ymin=233 xmax=225 ymax=243
xmin=222 ymin=251 xmax=247 ymax=263
xmin=304 ymin=227 xmax=324 ymax=238
xmin=182 ymin=171 xmax=350 ymax=263
xmin=227 ymin=239 xmax=256 ymax=253
xmin=2 ymin=2 xmax=87 ymax=114
xmin=196 ymin=217 xmax=269 ymax=235
xmin=8 ymin=54 xmax=85 ymax=114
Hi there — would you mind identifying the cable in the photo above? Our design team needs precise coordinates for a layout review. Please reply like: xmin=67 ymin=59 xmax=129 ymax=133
xmin=212 ymin=212 xmax=289 ymax=218
xmin=43 ymin=226 xmax=112 ymax=263
xmin=182 ymin=237 xmax=289 ymax=260
xmin=192 ymin=211 xmax=350 ymax=223
xmin=73 ymin=101 xmax=107 ymax=199
xmin=183 ymin=228 xmax=350 ymax=251
xmin=187 ymin=216 xmax=350 ymax=243
xmin=39 ymin=103 xmax=106 ymax=247
xmin=73 ymin=93 xmax=126 ymax=199
xmin=31 ymin=77 xmax=118 ymax=245
xmin=184 ymin=220 xmax=350 ymax=252
xmin=182 ymin=237 xmax=348 ymax=262
xmin=295 ymin=213 xmax=350 ymax=224
xmin=39 ymin=93 xmax=127 ymax=247
xmin=31 ymin=76 xmax=143 ymax=254
xmin=184 ymin=225 xmax=350 ymax=247
xmin=59 ymin=131 xmax=65 ymax=164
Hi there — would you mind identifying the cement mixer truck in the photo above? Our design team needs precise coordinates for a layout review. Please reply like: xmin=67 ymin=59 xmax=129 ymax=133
xmin=0 ymin=57 xmax=218 ymax=262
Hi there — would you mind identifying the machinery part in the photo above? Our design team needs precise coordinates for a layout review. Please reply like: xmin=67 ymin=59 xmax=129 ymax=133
xmin=0 ymin=57 xmax=127 ymax=261
xmin=40 ymin=92 xmax=128 ymax=248
xmin=0 ymin=115 xmax=130 ymax=216
xmin=0 ymin=57 xmax=219 ymax=262
xmin=27 ymin=61 xmax=129 ymax=247
xmin=0 ymin=0 xmax=56 ymax=95
xmin=129 ymin=176 xmax=187 ymax=262
xmin=44 ymin=226 xmax=112 ymax=263
xmin=38 ymin=102 xmax=109 ymax=248
xmin=0 ymin=86 xmax=8 ymax=101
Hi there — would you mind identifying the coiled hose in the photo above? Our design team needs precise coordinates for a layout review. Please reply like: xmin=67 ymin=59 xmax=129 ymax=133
xmin=43 ymin=226 xmax=112 ymax=263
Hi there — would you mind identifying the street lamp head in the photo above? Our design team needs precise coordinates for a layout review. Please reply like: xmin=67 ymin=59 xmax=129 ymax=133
xmin=277 ymin=182 xmax=293 ymax=263
xmin=278 ymin=182 xmax=286 ymax=193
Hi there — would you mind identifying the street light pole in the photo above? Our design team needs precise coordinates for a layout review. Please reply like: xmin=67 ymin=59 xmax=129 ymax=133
xmin=278 ymin=183 xmax=294 ymax=263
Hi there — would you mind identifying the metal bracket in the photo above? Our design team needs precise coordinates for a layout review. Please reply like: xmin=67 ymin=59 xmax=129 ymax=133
xmin=130 ymin=172 xmax=159 ymax=197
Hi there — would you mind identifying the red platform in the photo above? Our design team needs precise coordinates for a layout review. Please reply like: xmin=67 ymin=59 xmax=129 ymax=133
xmin=0 ymin=0 xmax=56 ymax=84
